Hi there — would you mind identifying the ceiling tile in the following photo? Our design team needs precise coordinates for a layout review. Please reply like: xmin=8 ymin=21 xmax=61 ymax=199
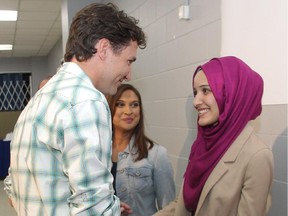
xmin=15 ymin=34 xmax=46 ymax=41
xmin=0 ymin=50 xmax=13 ymax=57
xmin=19 ymin=1 xmax=62 ymax=12
xmin=15 ymin=39 xmax=44 ymax=46
xmin=12 ymin=50 xmax=38 ymax=57
xmin=0 ymin=0 xmax=19 ymax=10
xmin=0 ymin=0 xmax=62 ymax=58
xmin=14 ymin=42 xmax=40 ymax=47
xmin=37 ymin=50 xmax=49 ymax=56
xmin=17 ymin=20 xmax=54 ymax=29
xmin=16 ymin=28 xmax=50 ymax=35
xmin=0 ymin=29 xmax=15 ymax=35
xmin=18 ymin=11 xmax=59 ymax=21
xmin=0 ymin=22 xmax=16 ymax=28
xmin=0 ymin=36 xmax=13 ymax=43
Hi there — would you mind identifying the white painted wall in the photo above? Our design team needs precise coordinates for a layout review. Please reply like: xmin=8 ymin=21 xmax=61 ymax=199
xmin=221 ymin=0 xmax=287 ymax=105
xmin=103 ymin=0 xmax=222 ymax=191
xmin=61 ymin=0 xmax=101 ymax=54
xmin=102 ymin=1 xmax=287 ymax=215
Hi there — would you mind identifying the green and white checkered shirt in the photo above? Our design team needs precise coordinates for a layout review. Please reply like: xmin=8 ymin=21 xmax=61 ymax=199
xmin=4 ymin=62 xmax=120 ymax=215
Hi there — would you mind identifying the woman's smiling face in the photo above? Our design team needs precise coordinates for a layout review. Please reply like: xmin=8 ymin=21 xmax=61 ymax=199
xmin=193 ymin=70 xmax=219 ymax=127
xmin=112 ymin=89 xmax=141 ymax=133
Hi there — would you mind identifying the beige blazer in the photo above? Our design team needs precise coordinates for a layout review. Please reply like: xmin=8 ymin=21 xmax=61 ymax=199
xmin=154 ymin=124 xmax=274 ymax=216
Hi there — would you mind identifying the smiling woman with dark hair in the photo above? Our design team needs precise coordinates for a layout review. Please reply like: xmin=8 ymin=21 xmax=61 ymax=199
xmin=155 ymin=56 xmax=274 ymax=216
xmin=107 ymin=83 xmax=175 ymax=216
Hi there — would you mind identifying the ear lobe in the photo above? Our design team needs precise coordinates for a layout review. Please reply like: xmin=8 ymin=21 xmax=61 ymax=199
xmin=96 ymin=38 xmax=110 ymax=60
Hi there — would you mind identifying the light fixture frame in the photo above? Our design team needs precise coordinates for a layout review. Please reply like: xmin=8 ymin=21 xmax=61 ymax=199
xmin=0 ymin=44 xmax=13 ymax=50
xmin=0 ymin=10 xmax=18 ymax=21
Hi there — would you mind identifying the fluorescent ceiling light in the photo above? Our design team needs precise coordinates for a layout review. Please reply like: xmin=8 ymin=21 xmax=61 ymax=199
xmin=0 ymin=10 xmax=18 ymax=21
xmin=0 ymin=44 xmax=13 ymax=50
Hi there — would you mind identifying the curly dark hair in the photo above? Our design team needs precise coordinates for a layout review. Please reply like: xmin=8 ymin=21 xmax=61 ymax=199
xmin=106 ymin=84 xmax=154 ymax=161
xmin=64 ymin=3 xmax=146 ymax=62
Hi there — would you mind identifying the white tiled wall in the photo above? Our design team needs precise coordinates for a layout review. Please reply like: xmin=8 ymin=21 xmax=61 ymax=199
xmin=103 ymin=1 xmax=287 ymax=215
xmin=103 ymin=0 xmax=221 ymax=189
xmin=252 ymin=105 xmax=287 ymax=215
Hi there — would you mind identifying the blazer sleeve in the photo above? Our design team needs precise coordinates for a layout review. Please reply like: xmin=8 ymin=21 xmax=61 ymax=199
xmin=237 ymin=148 xmax=274 ymax=215
xmin=153 ymin=200 xmax=177 ymax=216
xmin=153 ymin=181 xmax=191 ymax=216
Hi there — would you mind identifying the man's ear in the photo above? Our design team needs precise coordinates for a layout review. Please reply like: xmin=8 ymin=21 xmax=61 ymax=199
xmin=96 ymin=38 xmax=110 ymax=60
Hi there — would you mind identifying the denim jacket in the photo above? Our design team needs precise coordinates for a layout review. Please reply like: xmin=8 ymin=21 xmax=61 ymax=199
xmin=115 ymin=135 xmax=175 ymax=216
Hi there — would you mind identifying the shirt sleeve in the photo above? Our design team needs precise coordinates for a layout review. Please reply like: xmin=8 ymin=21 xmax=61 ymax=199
xmin=61 ymin=100 xmax=120 ymax=215
xmin=237 ymin=148 xmax=274 ymax=215
xmin=4 ymin=171 xmax=13 ymax=198
xmin=152 ymin=145 xmax=176 ymax=209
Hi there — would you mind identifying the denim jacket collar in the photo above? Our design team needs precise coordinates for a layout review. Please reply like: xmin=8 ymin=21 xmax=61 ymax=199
xmin=123 ymin=134 xmax=138 ymax=155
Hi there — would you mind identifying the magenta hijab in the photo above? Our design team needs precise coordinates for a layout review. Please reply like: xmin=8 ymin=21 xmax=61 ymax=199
xmin=183 ymin=56 xmax=264 ymax=213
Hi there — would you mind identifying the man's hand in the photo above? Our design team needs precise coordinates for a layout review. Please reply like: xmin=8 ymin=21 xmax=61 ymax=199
xmin=120 ymin=201 xmax=132 ymax=215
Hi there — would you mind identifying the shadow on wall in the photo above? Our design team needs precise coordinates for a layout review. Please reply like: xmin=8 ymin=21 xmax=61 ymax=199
xmin=174 ymin=94 xmax=198 ymax=191
xmin=251 ymin=104 xmax=287 ymax=216
xmin=268 ymin=128 xmax=287 ymax=216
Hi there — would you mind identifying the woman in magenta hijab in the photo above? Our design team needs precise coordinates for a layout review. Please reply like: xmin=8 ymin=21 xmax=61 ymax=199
xmin=154 ymin=56 xmax=274 ymax=216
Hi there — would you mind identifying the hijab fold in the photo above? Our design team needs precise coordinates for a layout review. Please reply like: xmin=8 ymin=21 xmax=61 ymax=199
xmin=183 ymin=56 xmax=264 ymax=213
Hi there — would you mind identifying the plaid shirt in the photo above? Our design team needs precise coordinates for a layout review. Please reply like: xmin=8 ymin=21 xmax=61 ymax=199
xmin=4 ymin=62 xmax=120 ymax=215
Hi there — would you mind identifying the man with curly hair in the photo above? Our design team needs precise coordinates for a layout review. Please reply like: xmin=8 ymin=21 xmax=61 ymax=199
xmin=5 ymin=3 xmax=146 ymax=215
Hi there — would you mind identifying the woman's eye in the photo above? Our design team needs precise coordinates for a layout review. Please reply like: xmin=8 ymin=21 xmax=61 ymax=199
xmin=203 ymin=88 xmax=211 ymax=95
xmin=130 ymin=102 xmax=139 ymax=108
xmin=116 ymin=102 xmax=125 ymax=107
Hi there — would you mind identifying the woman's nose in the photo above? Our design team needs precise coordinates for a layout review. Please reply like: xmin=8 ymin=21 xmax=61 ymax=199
xmin=123 ymin=105 xmax=132 ymax=114
xmin=193 ymin=94 xmax=202 ymax=108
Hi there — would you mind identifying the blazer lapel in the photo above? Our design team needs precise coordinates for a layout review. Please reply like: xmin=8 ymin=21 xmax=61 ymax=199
xmin=195 ymin=124 xmax=253 ymax=214
xmin=196 ymin=161 xmax=228 ymax=213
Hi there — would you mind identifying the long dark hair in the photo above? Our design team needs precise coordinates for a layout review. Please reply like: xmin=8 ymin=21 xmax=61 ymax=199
xmin=64 ymin=3 xmax=146 ymax=62
xmin=106 ymin=84 xmax=154 ymax=161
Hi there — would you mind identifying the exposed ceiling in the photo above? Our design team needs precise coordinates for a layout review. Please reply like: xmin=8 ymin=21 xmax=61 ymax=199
xmin=0 ymin=0 xmax=62 ymax=58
